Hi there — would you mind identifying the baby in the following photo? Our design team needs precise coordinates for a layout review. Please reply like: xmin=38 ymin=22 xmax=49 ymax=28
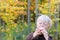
xmin=26 ymin=15 xmax=52 ymax=40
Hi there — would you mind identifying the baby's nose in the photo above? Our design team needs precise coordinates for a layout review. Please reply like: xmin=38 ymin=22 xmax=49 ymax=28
xmin=40 ymin=23 xmax=44 ymax=27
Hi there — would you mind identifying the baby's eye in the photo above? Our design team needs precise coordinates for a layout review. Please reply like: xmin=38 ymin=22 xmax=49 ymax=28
xmin=43 ymin=23 xmax=48 ymax=26
xmin=44 ymin=23 xmax=46 ymax=25
xmin=39 ymin=23 xmax=42 ymax=24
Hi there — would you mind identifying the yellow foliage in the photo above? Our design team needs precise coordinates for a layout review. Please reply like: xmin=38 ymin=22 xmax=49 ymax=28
xmin=50 ymin=0 xmax=60 ymax=4
xmin=30 ymin=6 xmax=34 ymax=10
xmin=1 ymin=29 xmax=5 ymax=32
xmin=11 ymin=7 xmax=25 ymax=11
xmin=38 ymin=1 xmax=57 ymax=14
xmin=5 ymin=28 xmax=10 ymax=32
xmin=50 ymin=0 xmax=55 ymax=4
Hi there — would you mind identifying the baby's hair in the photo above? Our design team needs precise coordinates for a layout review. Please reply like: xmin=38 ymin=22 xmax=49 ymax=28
xmin=36 ymin=15 xmax=52 ymax=29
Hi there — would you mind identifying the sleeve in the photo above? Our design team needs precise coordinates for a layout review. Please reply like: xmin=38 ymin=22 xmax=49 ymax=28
xmin=26 ymin=32 xmax=37 ymax=40
xmin=26 ymin=32 xmax=33 ymax=40
xmin=48 ymin=36 xmax=52 ymax=40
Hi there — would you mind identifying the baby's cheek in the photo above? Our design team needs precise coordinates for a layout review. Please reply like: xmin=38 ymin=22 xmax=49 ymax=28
xmin=45 ymin=26 xmax=49 ymax=30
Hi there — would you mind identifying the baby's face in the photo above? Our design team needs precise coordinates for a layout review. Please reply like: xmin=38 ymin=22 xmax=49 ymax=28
xmin=37 ymin=20 xmax=49 ymax=30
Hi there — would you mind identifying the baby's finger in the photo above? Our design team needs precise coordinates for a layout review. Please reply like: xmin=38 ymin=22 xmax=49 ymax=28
xmin=41 ymin=29 xmax=48 ymax=34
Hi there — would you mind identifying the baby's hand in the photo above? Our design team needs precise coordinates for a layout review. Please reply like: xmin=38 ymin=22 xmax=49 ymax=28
xmin=33 ymin=28 xmax=42 ymax=37
xmin=33 ymin=27 xmax=49 ymax=40
xmin=40 ymin=27 xmax=48 ymax=40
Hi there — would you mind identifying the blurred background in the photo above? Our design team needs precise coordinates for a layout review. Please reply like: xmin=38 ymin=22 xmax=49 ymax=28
xmin=0 ymin=0 xmax=60 ymax=40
